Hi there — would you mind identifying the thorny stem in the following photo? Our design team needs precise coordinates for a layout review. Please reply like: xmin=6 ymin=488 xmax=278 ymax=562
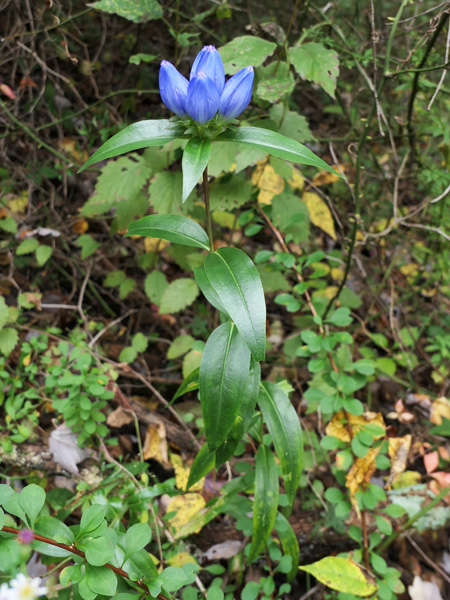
xmin=203 ymin=167 xmax=214 ymax=252
xmin=1 ymin=526 xmax=169 ymax=600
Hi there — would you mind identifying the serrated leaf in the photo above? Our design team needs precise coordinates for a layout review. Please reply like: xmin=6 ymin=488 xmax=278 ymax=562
xmin=0 ymin=328 xmax=19 ymax=356
xmin=269 ymin=104 xmax=314 ymax=143
xmin=199 ymin=322 xmax=251 ymax=450
xmin=144 ymin=270 xmax=168 ymax=305
xmin=182 ymin=138 xmax=211 ymax=202
xmin=119 ymin=278 xmax=136 ymax=299
xmin=149 ymin=171 xmax=188 ymax=215
xmin=76 ymin=234 xmax=100 ymax=259
xmin=16 ymin=238 xmax=39 ymax=255
xmin=167 ymin=335 xmax=195 ymax=360
xmin=219 ymin=36 xmax=277 ymax=74
xmin=159 ymin=278 xmax=199 ymax=314
xmin=209 ymin=173 xmax=253 ymax=211
xmin=0 ymin=297 xmax=10 ymax=331
xmin=217 ymin=127 xmax=338 ymax=176
xmin=79 ymin=120 xmax=180 ymax=171
xmin=258 ymin=382 xmax=303 ymax=505
xmin=248 ymin=446 xmax=279 ymax=561
xmin=302 ymin=192 xmax=336 ymax=240
xmin=88 ymin=0 xmax=162 ymax=22
xmin=256 ymin=62 xmax=295 ymax=103
xmin=299 ymin=556 xmax=377 ymax=596
xmin=204 ymin=247 xmax=266 ymax=361
xmin=127 ymin=214 xmax=209 ymax=250
xmin=289 ymin=43 xmax=339 ymax=98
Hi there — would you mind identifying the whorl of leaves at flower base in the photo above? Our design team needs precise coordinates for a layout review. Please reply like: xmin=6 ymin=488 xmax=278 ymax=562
xmin=159 ymin=46 xmax=254 ymax=124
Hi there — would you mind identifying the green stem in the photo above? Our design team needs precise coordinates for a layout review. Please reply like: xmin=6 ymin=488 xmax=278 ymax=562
xmin=377 ymin=483 xmax=450 ymax=553
xmin=203 ymin=167 xmax=214 ymax=252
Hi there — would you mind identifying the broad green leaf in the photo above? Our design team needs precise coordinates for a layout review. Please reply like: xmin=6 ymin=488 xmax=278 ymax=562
xmin=60 ymin=565 xmax=83 ymax=586
xmin=18 ymin=484 xmax=45 ymax=526
xmin=209 ymin=173 xmax=253 ymax=211
xmin=35 ymin=245 xmax=52 ymax=266
xmin=149 ymin=171 xmax=188 ymax=215
xmin=16 ymin=238 xmax=39 ymax=255
xmin=208 ymin=142 xmax=238 ymax=177
xmin=127 ymin=214 xmax=209 ymax=250
xmin=123 ymin=547 xmax=158 ymax=580
xmin=85 ymin=564 xmax=117 ymax=596
xmin=289 ymin=43 xmax=339 ymax=98
xmin=2 ymin=491 xmax=27 ymax=522
xmin=248 ymin=446 xmax=279 ymax=561
xmin=78 ymin=575 xmax=97 ymax=600
xmin=144 ymin=270 xmax=168 ymax=305
xmin=219 ymin=36 xmax=277 ymax=74
xmin=194 ymin=265 xmax=228 ymax=314
xmin=0 ymin=508 xmax=4 ymax=530
xmin=269 ymin=105 xmax=314 ymax=143
xmin=256 ymin=62 xmax=295 ymax=104
xmin=186 ymin=443 xmax=215 ymax=490
xmin=182 ymin=138 xmax=211 ymax=203
xmin=299 ymin=556 xmax=377 ymax=596
xmin=204 ymin=247 xmax=266 ymax=361
xmin=215 ymin=359 xmax=260 ymax=466
xmin=131 ymin=332 xmax=148 ymax=353
xmin=159 ymin=278 xmax=199 ymax=314
xmin=34 ymin=516 xmax=75 ymax=557
xmin=258 ymin=382 xmax=303 ymax=505
xmin=172 ymin=367 xmax=200 ymax=402
xmin=79 ymin=504 xmax=106 ymax=535
xmin=89 ymin=0 xmax=162 ymax=22
xmin=199 ymin=322 xmax=251 ymax=450
xmin=82 ymin=532 xmax=116 ymax=566
xmin=0 ymin=485 xmax=13 ymax=505
xmin=125 ymin=523 xmax=152 ymax=556
xmin=0 ymin=217 xmax=18 ymax=234
xmin=0 ymin=298 xmax=9 ymax=331
xmin=217 ymin=127 xmax=338 ymax=176
xmin=275 ymin=512 xmax=300 ymax=582
xmin=76 ymin=234 xmax=100 ymax=259
xmin=78 ymin=120 xmax=181 ymax=171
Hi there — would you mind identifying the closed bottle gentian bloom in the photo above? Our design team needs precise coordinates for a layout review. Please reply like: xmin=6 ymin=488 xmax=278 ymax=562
xmin=159 ymin=46 xmax=254 ymax=125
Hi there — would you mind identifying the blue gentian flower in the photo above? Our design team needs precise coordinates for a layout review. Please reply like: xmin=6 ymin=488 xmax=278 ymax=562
xmin=159 ymin=46 xmax=254 ymax=125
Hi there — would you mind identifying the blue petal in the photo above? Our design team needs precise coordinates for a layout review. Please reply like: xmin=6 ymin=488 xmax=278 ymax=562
xmin=219 ymin=66 xmax=254 ymax=121
xmin=186 ymin=72 xmax=220 ymax=124
xmin=190 ymin=46 xmax=225 ymax=95
xmin=159 ymin=60 xmax=189 ymax=117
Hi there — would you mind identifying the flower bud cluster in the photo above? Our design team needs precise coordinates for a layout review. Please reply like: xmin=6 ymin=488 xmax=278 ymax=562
xmin=159 ymin=46 xmax=254 ymax=125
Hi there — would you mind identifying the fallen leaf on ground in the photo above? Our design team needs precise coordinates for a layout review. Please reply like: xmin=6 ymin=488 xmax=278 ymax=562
xmin=203 ymin=540 xmax=243 ymax=561
xmin=171 ymin=453 xmax=204 ymax=492
xmin=386 ymin=435 xmax=412 ymax=489
xmin=143 ymin=423 xmax=169 ymax=467
xmin=106 ymin=406 xmax=133 ymax=428
xmin=312 ymin=165 xmax=343 ymax=186
xmin=167 ymin=493 xmax=206 ymax=534
xmin=302 ymin=191 xmax=336 ymax=240
xmin=346 ymin=447 xmax=380 ymax=516
xmin=252 ymin=162 xmax=284 ymax=205
xmin=430 ymin=397 xmax=450 ymax=425
xmin=49 ymin=423 xmax=90 ymax=474
xmin=326 ymin=410 xmax=385 ymax=443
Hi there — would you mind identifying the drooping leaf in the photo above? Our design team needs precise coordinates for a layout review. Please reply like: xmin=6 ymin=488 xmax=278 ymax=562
xmin=186 ymin=443 xmax=215 ymax=490
xmin=275 ymin=512 xmax=300 ymax=582
xmin=204 ymin=247 xmax=266 ymax=361
xmin=182 ymin=138 xmax=211 ymax=203
xmin=258 ymin=382 xmax=303 ymax=505
xmin=219 ymin=36 xmax=277 ymax=74
xmin=217 ymin=127 xmax=338 ymax=176
xmin=127 ymin=214 xmax=209 ymax=250
xmin=248 ymin=446 xmax=279 ymax=561
xmin=78 ymin=120 xmax=181 ymax=171
xmin=289 ymin=42 xmax=339 ymax=98
xmin=299 ymin=556 xmax=377 ymax=596
xmin=199 ymin=322 xmax=251 ymax=450
xmin=159 ymin=278 xmax=199 ymax=314
xmin=172 ymin=367 xmax=200 ymax=402
xmin=215 ymin=359 xmax=261 ymax=466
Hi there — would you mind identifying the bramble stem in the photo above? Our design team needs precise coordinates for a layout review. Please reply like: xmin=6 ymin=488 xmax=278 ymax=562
xmin=203 ymin=167 xmax=214 ymax=252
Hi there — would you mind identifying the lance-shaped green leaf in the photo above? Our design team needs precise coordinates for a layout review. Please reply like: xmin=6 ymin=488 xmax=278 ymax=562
xmin=215 ymin=359 xmax=260 ymax=467
xmin=248 ymin=445 xmax=279 ymax=562
xmin=78 ymin=120 xmax=182 ymax=172
xmin=299 ymin=557 xmax=378 ymax=597
xmin=199 ymin=322 xmax=251 ymax=450
xmin=126 ymin=214 xmax=209 ymax=250
xmin=172 ymin=367 xmax=200 ymax=403
xmin=217 ymin=126 xmax=339 ymax=176
xmin=275 ymin=512 xmax=300 ymax=582
xmin=258 ymin=382 xmax=303 ymax=505
xmin=194 ymin=265 xmax=228 ymax=314
xmin=186 ymin=442 xmax=215 ymax=491
xmin=204 ymin=247 xmax=266 ymax=361
xmin=182 ymin=138 xmax=211 ymax=202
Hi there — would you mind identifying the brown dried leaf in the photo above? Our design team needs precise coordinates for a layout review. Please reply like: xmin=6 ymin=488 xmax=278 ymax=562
xmin=143 ymin=422 xmax=169 ymax=467
xmin=106 ymin=406 xmax=133 ymax=428
xmin=385 ymin=435 xmax=412 ymax=489
xmin=325 ymin=410 xmax=386 ymax=443
xmin=346 ymin=447 xmax=380 ymax=516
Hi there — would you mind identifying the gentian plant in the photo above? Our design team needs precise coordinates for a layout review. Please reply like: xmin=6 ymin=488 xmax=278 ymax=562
xmin=77 ymin=45 xmax=363 ymax=592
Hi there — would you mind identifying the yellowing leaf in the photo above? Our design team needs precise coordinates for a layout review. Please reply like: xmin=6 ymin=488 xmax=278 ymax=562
xmin=346 ymin=447 xmax=380 ymax=515
xmin=144 ymin=237 xmax=169 ymax=253
xmin=72 ymin=219 xmax=89 ymax=234
xmin=171 ymin=453 xmax=204 ymax=492
xmin=386 ymin=435 xmax=411 ymax=489
xmin=9 ymin=190 xmax=28 ymax=214
xmin=331 ymin=267 xmax=344 ymax=281
xmin=311 ymin=165 xmax=343 ymax=186
xmin=302 ymin=192 xmax=336 ymax=240
xmin=143 ymin=423 xmax=169 ymax=467
xmin=299 ymin=556 xmax=377 ymax=597
xmin=392 ymin=470 xmax=421 ymax=489
xmin=399 ymin=264 xmax=419 ymax=278
xmin=252 ymin=162 xmax=284 ymax=205
xmin=166 ymin=552 xmax=198 ymax=567
xmin=313 ymin=285 xmax=339 ymax=300
xmin=326 ymin=411 xmax=386 ymax=443
xmin=430 ymin=397 xmax=450 ymax=425
xmin=57 ymin=137 xmax=88 ymax=163
xmin=167 ymin=493 xmax=206 ymax=534
xmin=287 ymin=167 xmax=304 ymax=191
